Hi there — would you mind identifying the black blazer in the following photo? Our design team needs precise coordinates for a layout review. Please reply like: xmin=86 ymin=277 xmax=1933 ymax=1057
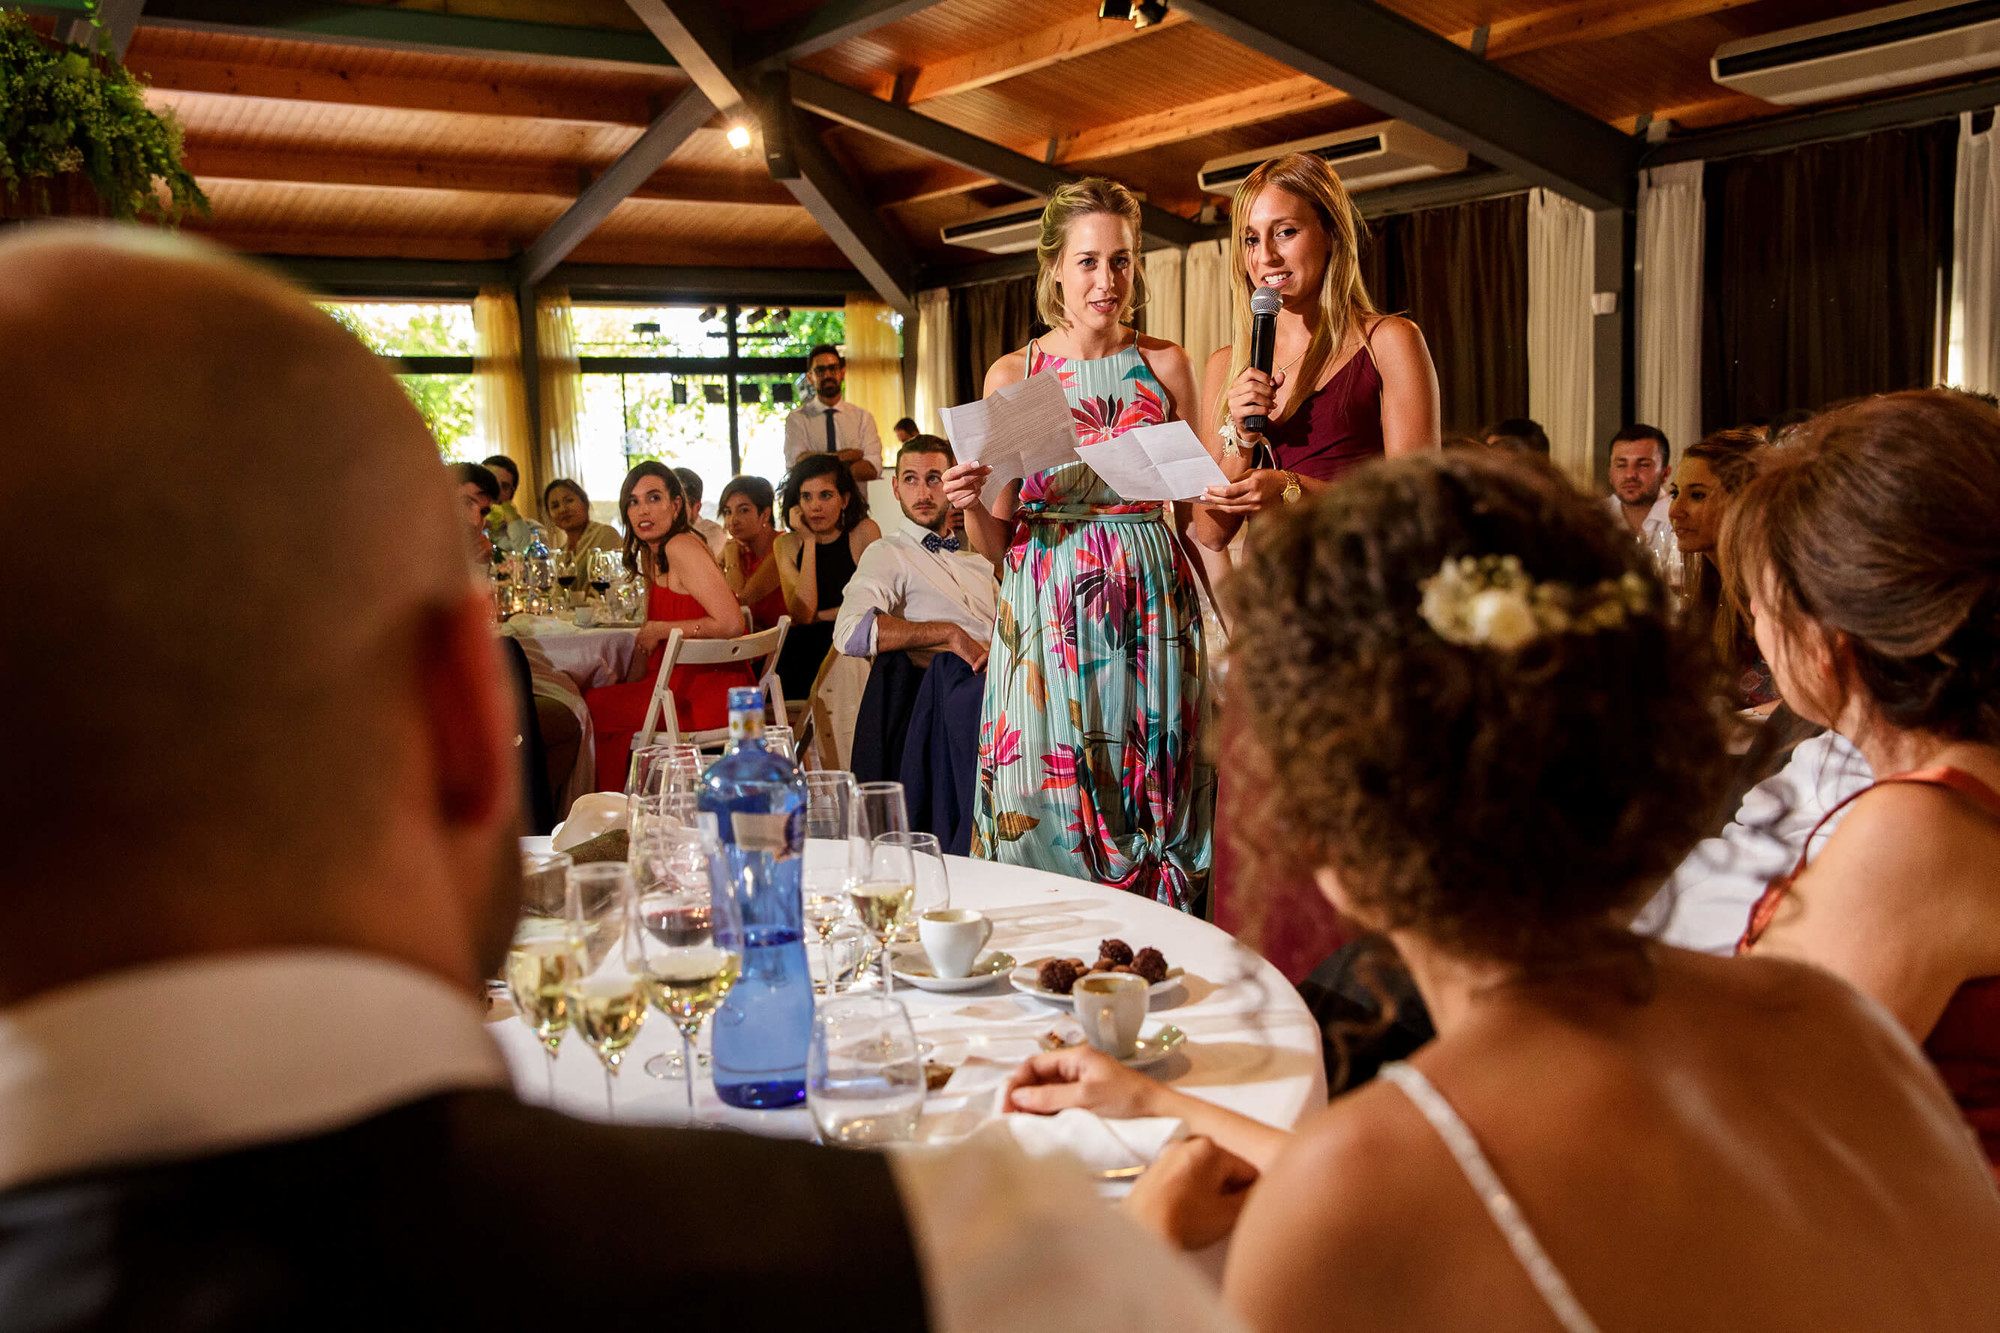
xmin=0 ymin=1089 xmax=930 ymax=1332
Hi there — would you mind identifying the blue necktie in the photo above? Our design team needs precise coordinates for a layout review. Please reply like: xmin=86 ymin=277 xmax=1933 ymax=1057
xmin=922 ymin=533 xmax=960 ymax=554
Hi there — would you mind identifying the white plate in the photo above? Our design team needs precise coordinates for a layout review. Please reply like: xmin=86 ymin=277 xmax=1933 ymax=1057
xmin=1009 ymin=962 xmax=1184 ymax=1006
xmin=1122 ymin=1025 xmax=1186 ymax=1070
xmin=891 ymin=948 xmax=1017 ymax=993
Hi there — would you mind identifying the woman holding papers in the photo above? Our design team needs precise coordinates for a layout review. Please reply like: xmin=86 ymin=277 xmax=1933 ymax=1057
xmin=1196 ymin=151 xmax=1442 ymax=981
xmin=942 ymin=178 xmax=1213 ymax=912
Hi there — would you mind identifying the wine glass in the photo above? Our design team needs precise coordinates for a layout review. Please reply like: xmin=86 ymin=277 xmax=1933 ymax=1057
xmin=631 ymin=793 xmax=709 ymax=1078
xmin=635 ymin=811 xmax=744 ymax=1124
xmin=589 ymin=549 xmax=617 ymax=607
xmin=808 ymin=994 xmax=926 ymax=1147
xmin=507 ymin=850 xmax=576 ymax=1103
xmin=563 ymin=862 xmax=645 ymax=1120
xmin=554 ymin=549 xmax=577 ymax=608
xmin=848 ymin=782 xmax=914 ymax=995
xmin=763 ymin=725 xmax=796 ymax=762
xmin=664 ymin=745 xmax=706 ymax=794
xmin=627 ymin=743 xmax=674 ymax=801
xmin=877 ymin=831 xmax=949 ymax=945
xmin=802 ymin=772 xmax=857 ymax=992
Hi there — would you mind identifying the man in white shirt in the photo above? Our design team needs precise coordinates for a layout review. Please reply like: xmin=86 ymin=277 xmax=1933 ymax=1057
xmin=1603 ymin=423 xmax=1673 ymax=541
xmin=673 ymin=465 xmax=727 ymax=557
xmin=783 ymin=343 xmax=882 ymax=481
xmin=835 ymin=435 xmax=997 ymax=671
xmin=0 ymin=230 xmax=1245 ymax=1333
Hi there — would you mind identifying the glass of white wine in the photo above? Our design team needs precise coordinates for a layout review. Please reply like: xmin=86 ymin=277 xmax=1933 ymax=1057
xmin=635 ymin=813 xmax=743 ymax=1123
xmin=507 ymin=850 xmax=576 ymax=1103
xmin=563 ymin=862 xmax=645 ymax=1121
xmin=876 ymin=831 xmax=949 ymax=945
xmin=808 ymin=994 xmax=926 ymax=1147
xmin=848 ymin=782 xmax=914 ymax=995
xmin=803 ymin=772 xmax=858 ymax=992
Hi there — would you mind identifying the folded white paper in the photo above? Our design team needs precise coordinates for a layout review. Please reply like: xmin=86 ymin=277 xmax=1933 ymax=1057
xmin=987 ymin=1109 xmax=1187 ymax=1172
xmin=1079 ymin=420 xmax=1230 ymax=502
xmin=939 ymin=371 xmax=1081 ymax=505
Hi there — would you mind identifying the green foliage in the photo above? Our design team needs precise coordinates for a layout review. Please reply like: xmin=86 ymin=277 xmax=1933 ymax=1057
xmin=397 ymin=373 xmax=477 ymax=456
xmin=0 ymin=7 xmax=208 ymax=221
xmin=318 ymin=302 xmax=478 ymax=458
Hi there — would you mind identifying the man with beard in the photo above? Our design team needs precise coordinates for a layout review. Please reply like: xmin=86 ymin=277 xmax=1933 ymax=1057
xmin=1604 ymin=423 xmax=1673 ymax=541
xmin=836 ymin=437 xmax=997 ymax=852
xmin=783 ymin=342 xmax=882 ymax=481
xmin=0 ymin=230 xmax=1237 ymax=1333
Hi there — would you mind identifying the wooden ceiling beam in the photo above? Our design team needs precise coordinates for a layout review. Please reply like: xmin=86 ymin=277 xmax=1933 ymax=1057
xmin=1053 ymin=73 xmax=1346 ymax=164
xmin=1480 ymin=0 xmax=1762 ymax=62
xmin=899 ymin=9 xmax=1189 ymax=104
xmin=179 ymin=144 xmax=796 ymax=206
xmin=737 ymin=0 xmax=949 ymax=71
xmin=132 ymin=52 xmax=665 ymax=123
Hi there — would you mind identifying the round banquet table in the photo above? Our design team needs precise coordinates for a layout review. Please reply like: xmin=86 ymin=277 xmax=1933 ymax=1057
xmin=492 ymin=843 xmax=1329 ymax=1141
xmin=496 ymin=615 xmax=638 ymax=691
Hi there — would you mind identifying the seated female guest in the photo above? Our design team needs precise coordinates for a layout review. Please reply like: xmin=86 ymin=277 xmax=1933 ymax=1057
xmin=718 ymin=474 xmax=789 ymax=632
xmin=1731 ymin=390 xmax=2000 ymax=1178
xmin=582 ymin=463 xmax=751 ymax=790
xmin=541 ymin=477 xmax=620 ymax=568
xmin=771 ymin=453 xmax=880 ymax=700
xmin=1194 ymin=151 xmax=1442 ymax=982
xmin=1010 ymin=450 xmax=2000 ymax=1329
xmin=1669 ymin=429 xmax=1776 ymax=709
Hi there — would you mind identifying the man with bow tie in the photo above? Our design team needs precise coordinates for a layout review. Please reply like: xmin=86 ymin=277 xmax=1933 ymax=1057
xmin=836 ymin=436 xmax=999 ymax=852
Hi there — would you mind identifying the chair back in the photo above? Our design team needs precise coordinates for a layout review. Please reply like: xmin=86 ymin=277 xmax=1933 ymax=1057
xmin=633 ymin=617 xmax=791 ymax=751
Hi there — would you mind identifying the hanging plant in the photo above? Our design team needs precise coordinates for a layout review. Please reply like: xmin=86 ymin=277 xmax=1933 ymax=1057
xmin=0 ymin=6 xmax=207 ymax=221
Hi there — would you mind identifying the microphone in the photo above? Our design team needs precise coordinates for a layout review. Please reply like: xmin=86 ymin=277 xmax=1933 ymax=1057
xmin=1244 ymin=286 xmax=1281 ymax=433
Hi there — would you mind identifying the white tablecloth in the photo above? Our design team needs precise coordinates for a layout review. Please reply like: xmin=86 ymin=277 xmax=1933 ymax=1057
xmin=490 ymin=848 xmax=1328 ymax=1139
xmin=497 ymin=616 xmax=639 ymax=692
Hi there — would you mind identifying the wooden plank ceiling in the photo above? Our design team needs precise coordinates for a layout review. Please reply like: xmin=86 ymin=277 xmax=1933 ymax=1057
xmin=110 ymin=0 xmax=1910 ymax=274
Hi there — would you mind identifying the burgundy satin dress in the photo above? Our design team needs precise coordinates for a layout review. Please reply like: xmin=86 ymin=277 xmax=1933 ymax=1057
xmin=1214 ymin=346 xmax=1386 ymax=983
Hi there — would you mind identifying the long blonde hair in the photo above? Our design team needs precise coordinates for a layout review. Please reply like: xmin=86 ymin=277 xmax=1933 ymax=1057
xmin=1217 ymin=153 xmax=1378 ymax=431
xmin=1034 ymin=177 xmax=1148 ymax=332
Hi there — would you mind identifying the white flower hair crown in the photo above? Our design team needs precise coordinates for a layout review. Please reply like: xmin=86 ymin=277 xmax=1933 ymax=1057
xmin=1418 ymin=554 xmax=1652 ymax=652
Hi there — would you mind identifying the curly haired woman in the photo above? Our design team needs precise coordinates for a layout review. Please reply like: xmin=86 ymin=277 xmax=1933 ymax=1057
xmin=1008 ymin=450 xmax=2000 ymax=1332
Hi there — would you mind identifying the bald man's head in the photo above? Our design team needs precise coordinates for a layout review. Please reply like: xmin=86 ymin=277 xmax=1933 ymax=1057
xmin=0 ymin=228 xmax=505 ymax=978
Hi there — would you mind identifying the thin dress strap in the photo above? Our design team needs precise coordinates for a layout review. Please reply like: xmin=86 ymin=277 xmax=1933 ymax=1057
xmin=1379 ymin=1062 xmax=1603 ymax=1333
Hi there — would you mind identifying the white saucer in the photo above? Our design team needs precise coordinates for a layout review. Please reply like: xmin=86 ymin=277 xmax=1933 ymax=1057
xmin=1008 ymin=963 xmax=1184 ymax=1007
xmin=891 ymin=948 xmax=1016 ymax=993
xmin=1121 ymin=1025 xmax=1185 ymax=1070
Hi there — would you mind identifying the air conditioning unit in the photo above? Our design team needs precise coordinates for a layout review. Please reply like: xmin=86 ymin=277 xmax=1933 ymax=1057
xmin=939 ymin=198 xmax=1048 ymax=254
xmin=1196 ymin=121 xmax=1468 ymax=197
xmin=1712 ymin=0 xmax=2000 ymax=106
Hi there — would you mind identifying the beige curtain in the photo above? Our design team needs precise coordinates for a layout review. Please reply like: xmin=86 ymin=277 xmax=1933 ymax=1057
xmin=913 ymin=286 xmax=953 ymax=435
xmin=536 ymin=289 xmax=585 ymax=490
xmin=1142 ymin=247 xmax=1184 ymax=345
xmin=1182 ymin=239 xmax=1233 ymax=387
xmin=1637 ymin=161 xmax=1705 ymax=465
xmin=1951 ymin=108 xmax=2000 ymax=395
xmin=472 ymin=287 xmax=535 ymax=498
xmin=843 ymin=295 xmax=905 ymax=436
xmin=1527 ymin=188 xmax=1596 ymax=490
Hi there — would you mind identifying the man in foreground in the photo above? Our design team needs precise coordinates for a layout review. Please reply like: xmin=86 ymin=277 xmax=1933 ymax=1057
xmin=0 ymin=229 xmax=1237 ymax=1332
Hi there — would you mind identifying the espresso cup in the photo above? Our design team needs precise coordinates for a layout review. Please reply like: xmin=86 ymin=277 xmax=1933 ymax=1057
xmin=573 ymin=605 xmax=597 ymax=628
xmin=1072 ymin=972 xmax=1148 ymax=1059
xmin=918 ymin=908 xmax=991 ymax=979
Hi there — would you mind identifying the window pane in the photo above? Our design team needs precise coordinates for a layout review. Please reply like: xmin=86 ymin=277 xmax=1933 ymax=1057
xmin=319 ymin=301 xmax=474 ymax=356
xmin=396 ymin=373 xmax=478 ymax=459
xmin=576 ymin=373 xmax=734 ymax=520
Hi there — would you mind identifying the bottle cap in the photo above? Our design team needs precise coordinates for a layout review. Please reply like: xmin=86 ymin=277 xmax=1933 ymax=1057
xmin=727 ymin=686 xmax=764 ymax=713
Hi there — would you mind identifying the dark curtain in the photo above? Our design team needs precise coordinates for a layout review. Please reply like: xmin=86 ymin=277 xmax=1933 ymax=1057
xmin=1361 ymin=194 xmax=1529 ymax=435
xmin=1701 ymin=122 xmax=1956 ymax=432
xmin=949 ymin=276 xmax=1043 ymax=406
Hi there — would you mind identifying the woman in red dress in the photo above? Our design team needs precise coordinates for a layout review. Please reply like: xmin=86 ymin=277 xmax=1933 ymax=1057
xmin=584 ymin=462 xmax=753 ymax=791
xmin=1192 ymin=153 xmax=1442 ymax=981
xmin=718 ymin=473 xmax=789 ymax=631
xmin=1730 ymin=390 xmax=2000 ymax=1179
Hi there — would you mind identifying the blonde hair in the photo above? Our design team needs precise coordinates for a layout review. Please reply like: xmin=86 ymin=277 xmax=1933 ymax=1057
xmin=1218 ymin=153 xmax=1378 ymax=431
xmin=1033 ymin=177 xmax=1148 ymax=332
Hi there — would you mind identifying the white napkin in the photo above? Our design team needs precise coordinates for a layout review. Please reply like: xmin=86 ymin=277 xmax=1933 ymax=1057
xmin=550 ymin=792 xmax=627 ymax=851
xmin=984 ymin=1108 xmax=1186 ymax=1172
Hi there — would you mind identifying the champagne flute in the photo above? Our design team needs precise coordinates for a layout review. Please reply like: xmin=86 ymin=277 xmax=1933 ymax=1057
xmin=848 ymin=782 xmax=914 ymax=995
xmin=564 ymin=862 xmax=645 ymax=1120
xmin=877 ymin=831 xmax=950 ymax=945
xmin=803 ymin=772 xmax=858 ymax=992
xmin=507 ymin=850 xmax=576 ymax=1103
xmin=635 ymin=812 xmax=744 ymax=1124
xmin=807 ymin=994 xmax=926 ymax=1147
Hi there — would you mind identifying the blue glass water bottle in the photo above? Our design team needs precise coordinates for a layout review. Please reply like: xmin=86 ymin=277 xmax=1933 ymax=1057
xmin=703 ymin=686 xmax=813 ymax=1108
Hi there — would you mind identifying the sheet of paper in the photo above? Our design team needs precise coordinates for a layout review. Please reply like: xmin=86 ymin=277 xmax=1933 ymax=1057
xmin=939 ymin=370 xmax=1081 ymax=505
xmin=1076 ymin=420 xmax=1229 ymax=502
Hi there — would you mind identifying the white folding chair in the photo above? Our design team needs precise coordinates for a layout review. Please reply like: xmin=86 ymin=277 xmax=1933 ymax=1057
xmin=632 ymin=616 xmax=791 ymax=755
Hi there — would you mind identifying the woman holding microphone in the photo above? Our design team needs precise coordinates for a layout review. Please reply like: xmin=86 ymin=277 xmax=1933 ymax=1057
xmin=1199 ymin=152 xmax=1442 ymax=980
xmin=942 ymin=179 xmax=1213 ymax=912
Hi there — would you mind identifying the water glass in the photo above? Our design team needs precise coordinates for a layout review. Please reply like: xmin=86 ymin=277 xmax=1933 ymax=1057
xmin=632 ymin=813 xmax=743 ymax=1119
xmin=807 ymin=994 xmax=925 ymax=1148
xmin=803 ymin=772 xmax=858 ymax=987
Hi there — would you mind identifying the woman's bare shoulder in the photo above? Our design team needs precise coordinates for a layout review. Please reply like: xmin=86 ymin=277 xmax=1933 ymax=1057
xmin=983 ymin=346 xmax=1031 ymax=394
xmin=1364 ymin=313 xmax=1428 ymax=354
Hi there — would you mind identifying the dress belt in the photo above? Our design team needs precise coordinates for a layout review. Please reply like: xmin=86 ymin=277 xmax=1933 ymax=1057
xmin=1021 ymin=508 xmax=1162 ymax=524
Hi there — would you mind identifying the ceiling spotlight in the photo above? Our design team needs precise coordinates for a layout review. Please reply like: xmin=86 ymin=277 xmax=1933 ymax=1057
xmin=746 ymin=307 xmax=769 ymax=326
xmin=1098 ymin=0 xmax=1132 ymax=19
xmin=703 ymin=384 xmax=727 ymax=405
xmin=773 ymin=382 xmax=795 ymax=403
xmin=1131 ymin=0 xmax=1168 ymax=28
xmin=726 ymin=122 xmax=753 ymax=151
xmin=631 ymin=321 xmax=660 ymax=335
xmin=698 ymin=306 xmax=718 ymax=322
xmin=672 ymin=381 xmax=688 ymax=405
xmin=739 ymin=383 xmax=762 ymax=403
xmin=775 ymin=306 xmax=791 ymax=323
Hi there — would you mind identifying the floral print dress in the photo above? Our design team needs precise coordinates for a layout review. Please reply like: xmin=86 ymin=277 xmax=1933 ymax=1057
xmin=970 ymin=340 xmax=1213 ymax=912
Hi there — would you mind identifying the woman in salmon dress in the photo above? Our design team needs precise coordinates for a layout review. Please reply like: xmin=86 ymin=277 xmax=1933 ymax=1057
xmin=585 ymin=462 xmax=753 ymax=791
